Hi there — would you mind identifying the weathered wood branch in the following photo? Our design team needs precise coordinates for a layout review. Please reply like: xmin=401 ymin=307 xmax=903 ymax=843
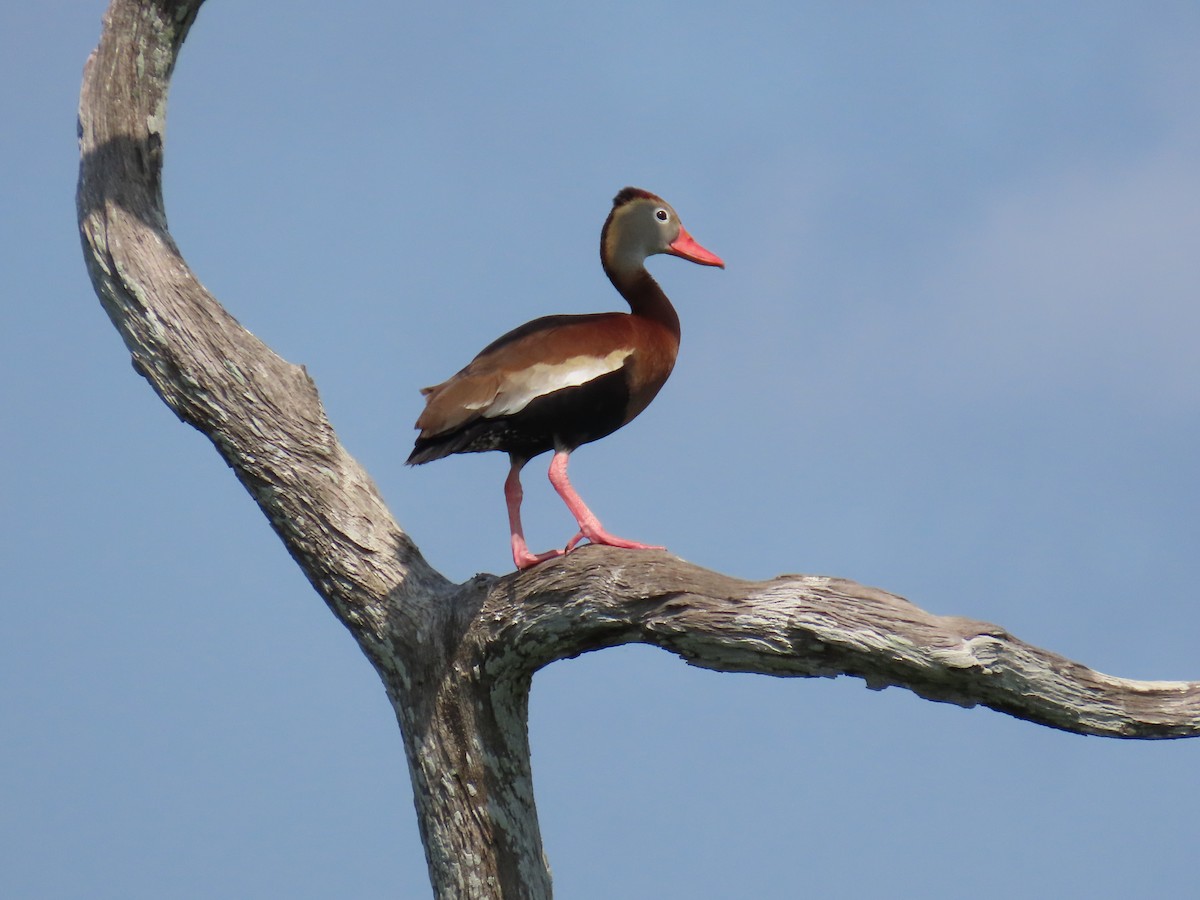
xmin=76 ymin=0 xmax=1200 ymax=897
xmin=481 ymin=555 xmax=1200 ymax=738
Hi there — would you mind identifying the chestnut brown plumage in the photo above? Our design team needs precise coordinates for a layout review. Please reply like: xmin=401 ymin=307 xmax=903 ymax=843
xmin=408 ymin=188 xmax=724 ymax=569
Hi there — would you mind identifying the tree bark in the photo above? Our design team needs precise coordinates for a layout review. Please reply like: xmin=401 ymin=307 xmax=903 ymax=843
xmin=76 ymin=1 xmax=1200 ymax=896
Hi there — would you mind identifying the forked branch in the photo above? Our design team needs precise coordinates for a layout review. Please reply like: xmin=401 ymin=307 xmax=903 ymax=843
xmin=76 ymin=1 xmax=1200 ymax=897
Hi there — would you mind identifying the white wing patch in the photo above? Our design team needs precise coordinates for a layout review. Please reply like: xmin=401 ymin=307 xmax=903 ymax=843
xmin=484 ymin=350 xmax=632 ymax=418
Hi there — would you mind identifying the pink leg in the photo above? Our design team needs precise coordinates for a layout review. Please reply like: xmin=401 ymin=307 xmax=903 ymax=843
xmin=547 ymin=450 xmax=664 ymax=553
xmin=505 ymin=459 xmax=565 ymax=570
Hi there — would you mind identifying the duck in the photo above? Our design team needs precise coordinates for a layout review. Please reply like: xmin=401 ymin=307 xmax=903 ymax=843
xmin=407 ymin=187 xmax=724 ymax=569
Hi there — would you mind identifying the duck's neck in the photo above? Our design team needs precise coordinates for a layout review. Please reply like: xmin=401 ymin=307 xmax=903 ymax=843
xmin=604 ymin=264 xmax=681 ymax=340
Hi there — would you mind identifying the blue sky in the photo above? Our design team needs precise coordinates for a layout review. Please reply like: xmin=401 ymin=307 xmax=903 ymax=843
xmin=5 ymin=1 xmax=1200 ymax=897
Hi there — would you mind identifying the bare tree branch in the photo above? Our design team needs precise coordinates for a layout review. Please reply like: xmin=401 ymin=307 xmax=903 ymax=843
xmin=76 ymin=0 xmax=1200 ymax=896
xmin=481 ymin=554 xmax=1200 ymax=738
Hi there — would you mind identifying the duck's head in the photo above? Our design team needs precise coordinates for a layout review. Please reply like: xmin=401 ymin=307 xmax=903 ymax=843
xmin=601 ymin=187 xmax=724 ymax=279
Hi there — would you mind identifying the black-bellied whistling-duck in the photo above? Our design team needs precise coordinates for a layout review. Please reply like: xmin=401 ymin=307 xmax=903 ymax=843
xmin=407 ymin=187 xmax=724 ymax=569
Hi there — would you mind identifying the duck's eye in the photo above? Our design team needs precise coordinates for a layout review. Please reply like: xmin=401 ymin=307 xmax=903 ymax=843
xmin=654 ymin=207 xmax=670 ymax=222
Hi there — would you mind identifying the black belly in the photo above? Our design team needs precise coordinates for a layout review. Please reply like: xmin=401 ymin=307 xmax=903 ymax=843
xmin=407 ymin=368 xmax=632 ymax=465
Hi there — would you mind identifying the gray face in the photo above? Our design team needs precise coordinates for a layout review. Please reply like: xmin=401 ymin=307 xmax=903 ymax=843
xmin=605 ymin=198 xmax=683 ymax=276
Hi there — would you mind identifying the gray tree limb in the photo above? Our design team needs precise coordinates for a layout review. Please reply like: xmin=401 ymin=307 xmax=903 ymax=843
xmin=76 ymin=1 xmax=1200 ymax=896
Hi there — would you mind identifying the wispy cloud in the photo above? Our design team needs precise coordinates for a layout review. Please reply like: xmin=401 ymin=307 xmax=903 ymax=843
xmin=915 ymin=138 xmax=1200 ymax=413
